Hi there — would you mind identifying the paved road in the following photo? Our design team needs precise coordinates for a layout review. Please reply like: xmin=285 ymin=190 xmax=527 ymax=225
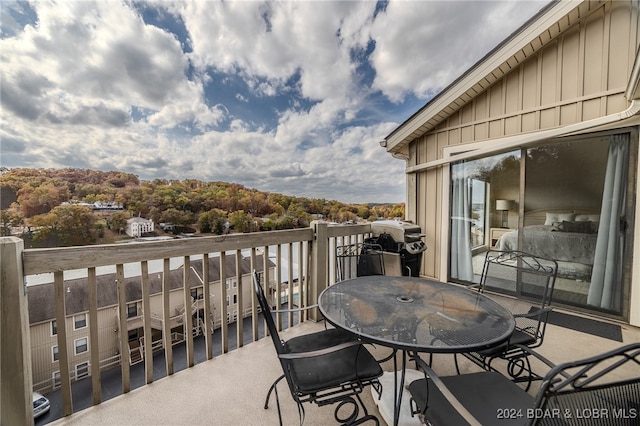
xmin=36 ymin=311 xmax=297 ymax=425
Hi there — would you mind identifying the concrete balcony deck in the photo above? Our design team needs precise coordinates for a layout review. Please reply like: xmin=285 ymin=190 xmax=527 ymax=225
xmin=49 ymin=308 xmax=640 ymax=426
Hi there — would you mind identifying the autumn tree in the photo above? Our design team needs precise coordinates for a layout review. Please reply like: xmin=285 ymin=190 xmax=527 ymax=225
xmin=17 ymin=181 xmax=70 ymax=216
xmin=108 ymin=211 xmax=130 ymax=234
xmin=30 ymin=205 xmax=96 ymax=246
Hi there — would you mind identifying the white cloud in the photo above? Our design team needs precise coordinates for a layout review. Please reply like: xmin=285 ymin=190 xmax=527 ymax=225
xmin=368 ymin=0 xmax=547 ymax=103
xmin=0 ymin=0 xmax=548 ymax=203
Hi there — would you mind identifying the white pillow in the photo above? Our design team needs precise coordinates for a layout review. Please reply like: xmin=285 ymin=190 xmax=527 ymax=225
xmin=575 ymin=214 xmax=600 ymax=223
xmin=544 ymin=212 xmax=575 ymax=225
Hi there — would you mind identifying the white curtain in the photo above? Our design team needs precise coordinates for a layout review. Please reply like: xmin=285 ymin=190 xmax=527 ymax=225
xmin=450 ymin=178 xmax=474 ymax=281
xmin=587 ymin=134 xmax=629 ymax=311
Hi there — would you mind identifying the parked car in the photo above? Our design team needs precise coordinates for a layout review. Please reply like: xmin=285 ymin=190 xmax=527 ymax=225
xmin=33 ymin=392 xmax=50 ymax=418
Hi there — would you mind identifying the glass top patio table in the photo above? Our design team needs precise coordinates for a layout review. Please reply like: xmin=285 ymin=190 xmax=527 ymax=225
xmin=319 ymin=275 xmax=515 ymax=353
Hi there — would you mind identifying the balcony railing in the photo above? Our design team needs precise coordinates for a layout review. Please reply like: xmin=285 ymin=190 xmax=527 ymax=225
xmin=1 ymin=221 xmax=373 ymax=426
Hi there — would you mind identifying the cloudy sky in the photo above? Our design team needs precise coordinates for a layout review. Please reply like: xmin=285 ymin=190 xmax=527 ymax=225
xmin=1 ymin=0 xmax=548 ymax=203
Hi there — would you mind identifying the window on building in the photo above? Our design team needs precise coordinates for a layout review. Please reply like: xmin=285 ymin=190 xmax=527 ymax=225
xmin=233 ymin=294 xmax=237 ymax=305
xmin=127 ymin=303 xmax=138 ymax=318
xmin=51 ymin=320 xmax=57 ymax=336
xmin=52 ymin=345 xmax=59 ymax=362
xmin=76 ymin=362 xmax=89 ymax=380
xmin=226 ymin=295 xmax=230 ymax=306
xmin=74 ymin=313 xmax=87 ymax=330
xmin=53 ymin=371 xmax=61 ymax=389
xmin=191 ymin=287 xmax=203 ymax=300
xmin=75 ymin=337 xmax=88 ymax=355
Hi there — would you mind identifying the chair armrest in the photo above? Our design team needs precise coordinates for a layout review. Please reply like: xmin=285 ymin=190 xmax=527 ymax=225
xmin=278 ymin=340 xmax=363 ymax=359
xmin=411 ymin=356 xmax=482 ymax=426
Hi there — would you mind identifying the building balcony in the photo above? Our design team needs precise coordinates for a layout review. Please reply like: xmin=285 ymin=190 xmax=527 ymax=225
xmin=2 ymin=222 xmax=639 ymax=425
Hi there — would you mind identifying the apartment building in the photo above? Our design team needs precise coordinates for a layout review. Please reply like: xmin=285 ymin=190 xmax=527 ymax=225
xmin=27 ymin=253 xmax=275 ymax=392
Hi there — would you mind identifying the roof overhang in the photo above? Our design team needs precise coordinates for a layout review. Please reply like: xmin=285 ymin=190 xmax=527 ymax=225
xmin=383 ymin=0 xmax=640 ymax=158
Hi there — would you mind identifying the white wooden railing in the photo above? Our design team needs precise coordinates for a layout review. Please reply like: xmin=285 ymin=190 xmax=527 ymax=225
xmin=0 ymin=221 xmax=373 ymax=426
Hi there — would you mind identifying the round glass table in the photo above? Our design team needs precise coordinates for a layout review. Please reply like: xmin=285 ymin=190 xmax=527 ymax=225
xmin=319 ymin=275 xmax=515 ymax=353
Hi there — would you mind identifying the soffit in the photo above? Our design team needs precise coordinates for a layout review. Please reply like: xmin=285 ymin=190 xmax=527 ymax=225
xmin=385 ymin=0 xmax=598 ymax=155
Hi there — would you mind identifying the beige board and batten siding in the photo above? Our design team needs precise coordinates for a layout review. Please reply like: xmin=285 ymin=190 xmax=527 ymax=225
xmin=396 ymin=1 xmax=639 ymax=280
xmin=29 ymin=309 xmax=117 ymax=392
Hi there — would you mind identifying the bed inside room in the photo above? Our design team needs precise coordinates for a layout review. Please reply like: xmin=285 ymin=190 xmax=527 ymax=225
xmin=493 ymin=209 xmax=600 ymax=305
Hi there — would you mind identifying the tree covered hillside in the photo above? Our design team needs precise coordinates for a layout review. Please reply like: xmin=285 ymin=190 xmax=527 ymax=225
xmin=0 ymin=167 xmax=404 ymax=246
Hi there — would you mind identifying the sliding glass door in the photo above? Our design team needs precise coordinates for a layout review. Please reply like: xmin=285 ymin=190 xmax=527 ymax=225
xmin=449 ymin=132 xmax=633 ymax=316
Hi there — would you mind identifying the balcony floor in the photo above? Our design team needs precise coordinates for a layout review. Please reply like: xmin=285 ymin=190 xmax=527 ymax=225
xmin=50 ymin=308 xmax=640 ymax=426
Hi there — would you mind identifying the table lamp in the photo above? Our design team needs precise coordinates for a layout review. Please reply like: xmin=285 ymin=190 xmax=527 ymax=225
xmin=496 ymin=199 xmax=514 ymax=228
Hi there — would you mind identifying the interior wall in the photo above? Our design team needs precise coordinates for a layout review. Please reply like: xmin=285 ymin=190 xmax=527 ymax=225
xmin=524 ymin=137 xmax=610 ymax=212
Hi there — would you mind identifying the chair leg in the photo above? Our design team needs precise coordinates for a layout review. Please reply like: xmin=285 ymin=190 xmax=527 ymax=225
xmin=264 ymin=374 xmax=286 ymax=409
xmin=453 ymin=353 xmax=461 ymax=375
xmin=333 ymin=393 xmax=379 ymax=426
xmin=264 ymin=374 xmax=286 ymax=426
xmin=505 ymin=352 xmax=534 ymax=392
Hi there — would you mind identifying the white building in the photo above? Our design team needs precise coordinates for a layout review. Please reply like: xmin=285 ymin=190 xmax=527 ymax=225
xmin=126 ymin=217 xmax=154 ymax=237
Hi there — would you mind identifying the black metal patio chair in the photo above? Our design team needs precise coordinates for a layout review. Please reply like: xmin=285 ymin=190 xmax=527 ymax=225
xmin=336 ymin=242 xmax=385 ymax=282
xmin=409 ymin=342 xmax=640 ymax=425
xmin=457 ymin=250 xmax=558 ymax=390
xmin=253 ymin=271 xmax=383 ymax=425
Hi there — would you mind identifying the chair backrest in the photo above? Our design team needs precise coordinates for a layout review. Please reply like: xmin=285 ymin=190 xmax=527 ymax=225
xmin=480 ymin=250 xmax=558 ymax=345
xmin=336 ymin=242 xmax=385 ymax=281
xmin=533 ymin=342 xmax=640 ymax=425
xmin=252 ymin=271 xmax=285 ymax=357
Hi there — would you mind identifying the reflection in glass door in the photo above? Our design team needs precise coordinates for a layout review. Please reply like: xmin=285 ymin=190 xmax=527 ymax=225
xmin=470 ymin=179 xmax=488 ymax=251
xmin=450 ymin=150 xmax=521 ymax=283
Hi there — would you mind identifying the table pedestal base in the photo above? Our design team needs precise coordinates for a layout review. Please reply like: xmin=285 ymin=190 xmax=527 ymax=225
xmin=371 ymin=370 xmax=422 ymax=426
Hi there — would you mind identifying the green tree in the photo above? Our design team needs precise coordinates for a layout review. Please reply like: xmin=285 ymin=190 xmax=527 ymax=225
xmin=229 ymin=210 xmax=253 ymax=233
xmin=30 ymin=205 xmax=96 ymax=246
xmin=108 ymin=211 xmax=130 ymax=234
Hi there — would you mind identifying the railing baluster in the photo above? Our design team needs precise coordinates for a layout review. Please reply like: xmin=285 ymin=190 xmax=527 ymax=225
xmin=88 ymin=267 xmax=101 ymax=404
xmin=250 ymin=247 xmax=259 ymax=341
xmin=54 ymin=271 xmax=73 ymax=416
xmin=298 ymin=241 xmax=306 ymax=322
xmin=219 ymin=252 xmax=228 ymax=354
xmin=183 ymin=256 xmax=194 ymax=367
xmin=202 ymin=253 xmax=213 ymax=360
xmin=162 ymin=258 xmax=173 ymax=375
xmin=116 ymin=264 xmax=130 ymax=393
xmin=235 ymin=249 xmax=243 ymax=348
xmin=141 ymin=261 xmax=153 ymax=384
xmin=276 ymin=244 xmax=282 ymax=330
xmin=288 ymin=242 xmax=294 ymax=326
